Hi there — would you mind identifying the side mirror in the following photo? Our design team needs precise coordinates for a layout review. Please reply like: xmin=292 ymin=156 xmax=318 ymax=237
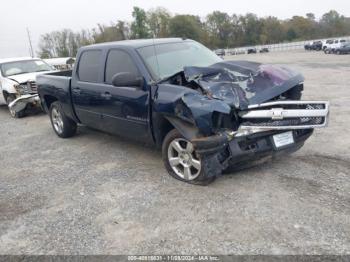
xmin=112 ymin=72 xmax=143 ymax=88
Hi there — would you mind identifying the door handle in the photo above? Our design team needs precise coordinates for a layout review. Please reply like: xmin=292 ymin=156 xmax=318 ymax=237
xmin=73 ymin=87 xmax=81 ymax=94
xmin=101 ymin=92 xmax=112 ymax=99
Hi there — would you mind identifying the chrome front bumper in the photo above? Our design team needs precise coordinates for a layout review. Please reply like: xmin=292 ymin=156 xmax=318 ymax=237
xmin=8 ymin=94 xmax=40 ymax=114
xmin=235 ymin=101 xmax=329 ymax=136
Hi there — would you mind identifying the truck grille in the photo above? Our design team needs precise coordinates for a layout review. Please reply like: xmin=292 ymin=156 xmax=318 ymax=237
xmin=239 ymin=101 xmax=329 ymax=130
xmin=28 ymin=81 xmax=37 ymax=93
xmin=242 ymin=117 xmax=325 ymax=127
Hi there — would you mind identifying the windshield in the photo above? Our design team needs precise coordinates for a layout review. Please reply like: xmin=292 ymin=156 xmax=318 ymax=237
xmin=137 ymin=41 xmax=222 ymax=80
xmin=0 ymin=60 xmax=53 ymax=77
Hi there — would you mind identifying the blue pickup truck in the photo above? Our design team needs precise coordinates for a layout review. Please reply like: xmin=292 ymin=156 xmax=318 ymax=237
xmin=37 ymin=38 xmax=329 ymax=185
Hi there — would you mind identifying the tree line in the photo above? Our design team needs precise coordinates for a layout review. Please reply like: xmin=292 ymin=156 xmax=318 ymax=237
xmin=38 ymin=7 xmax=350 ymax=58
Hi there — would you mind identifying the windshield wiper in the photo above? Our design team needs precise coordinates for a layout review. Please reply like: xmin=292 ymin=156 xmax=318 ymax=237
xmin=35 ymin=69 xmax=50 ymax=72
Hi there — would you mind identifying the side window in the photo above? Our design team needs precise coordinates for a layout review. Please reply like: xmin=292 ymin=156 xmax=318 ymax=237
xmin=105 ymin=50 xmax=139 ymax=84
xmin=78 ymin=50 xmax=102 ymax=82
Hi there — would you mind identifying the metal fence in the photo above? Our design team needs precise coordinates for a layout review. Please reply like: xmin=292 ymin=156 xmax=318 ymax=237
xmin=226 ymin=36 xmax=350 ymax=55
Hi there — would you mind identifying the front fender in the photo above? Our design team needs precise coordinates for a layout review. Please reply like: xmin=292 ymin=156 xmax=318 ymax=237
xmin=1 ymin=78 xmax=18 ymax=94
xmin=153 ymin=84 xmax=231 ymax=136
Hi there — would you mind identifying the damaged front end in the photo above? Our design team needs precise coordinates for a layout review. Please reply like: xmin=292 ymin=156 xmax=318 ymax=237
xmin=154 ymin=60 xmax=329 ymax=173
xmin=8 ymin=81 xmax=41 ymax=117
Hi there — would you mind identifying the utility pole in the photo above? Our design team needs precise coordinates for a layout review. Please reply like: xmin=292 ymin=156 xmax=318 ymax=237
xmin=26 ymin=28 xmax=34 ymax=57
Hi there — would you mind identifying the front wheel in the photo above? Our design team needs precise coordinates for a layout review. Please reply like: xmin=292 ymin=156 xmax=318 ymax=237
xmin=49 ymin=101 xmax=77 ymax=138
xmin=162 ymin=129 xmax=217 ymax=185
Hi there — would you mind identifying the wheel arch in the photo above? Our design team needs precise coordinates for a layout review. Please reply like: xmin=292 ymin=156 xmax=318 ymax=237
xmin=43 ymin=95 xmax=58 ymax=112
xmin=152 ymin=113 xmax=200 ymax=148
xmin=2 ymin=91 xmax=13 ymax=102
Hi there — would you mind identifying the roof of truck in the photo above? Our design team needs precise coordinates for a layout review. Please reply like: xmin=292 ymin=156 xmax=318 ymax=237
xmin=83 ymin=38 xmax=191 ymax=50
xmin=0 ymin=57 xmax=40 ymax=64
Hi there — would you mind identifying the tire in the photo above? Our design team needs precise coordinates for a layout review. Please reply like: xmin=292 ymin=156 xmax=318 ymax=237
xmin=6 ymin=95 xmax=25 ymax=118
xmin=49 ymin=101 xmax=77 ymax=138
xmin=162 ymin=129 xmax=218 ymax=185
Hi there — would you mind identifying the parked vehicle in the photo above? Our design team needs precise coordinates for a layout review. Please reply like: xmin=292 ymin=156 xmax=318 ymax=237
xmin=325 ymin=39 xmax=348 ymax=54
xmin=335 ymin=43 xmax=350 ymax=54
xmin=322 ymin=39 xmax=334 ymax=50
xmin=304 ymin=41 xmax=323 ymax=51
xmin=37 ymin=38 xmax=329 ymax=185
xmin=0 ymin=57 xmax=55 ymax=117
xmin=304 ymin=42 xmax=313 ymax=50
xmin=259 ymin=48 xmax=269 ymax=53
xmin=214 ymin=49 xmax=225 ymax=57
xmin=247 ymin=48 xmax=257 ymax=54
xmin=311 ymin=41 xmax=323 ymax=51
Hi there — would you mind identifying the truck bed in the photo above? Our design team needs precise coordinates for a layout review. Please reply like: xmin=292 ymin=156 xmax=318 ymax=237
xmin=36 ymin=70 xmax=78 ymax=122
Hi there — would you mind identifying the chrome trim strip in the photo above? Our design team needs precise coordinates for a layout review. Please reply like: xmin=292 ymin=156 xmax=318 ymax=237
xmin=240 ymin=108 xmax=328 ymax=119
xmin=234 ymin=124 xmax=325 ymax=137
xmin=241 ymin=101 xmax=329 ymax=119
xmin=247 ymin=100 xmax=330 ymax=109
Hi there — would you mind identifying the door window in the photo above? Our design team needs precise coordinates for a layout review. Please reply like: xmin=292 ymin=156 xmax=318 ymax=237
xmin=105 ymin=50 xmax=139 ymax=84
xmin=78 ymin=50 xmax=102 ymax=82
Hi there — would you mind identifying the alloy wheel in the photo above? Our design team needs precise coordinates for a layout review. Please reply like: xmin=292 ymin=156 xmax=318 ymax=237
xmin=167 ymin=138 xmax=201 ymax=181
xmin=52 ymin=107 xmax=64 ymax=134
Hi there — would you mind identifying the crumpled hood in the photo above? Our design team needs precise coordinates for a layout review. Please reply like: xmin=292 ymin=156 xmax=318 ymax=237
xmin=7 ymin=71 xmax=52 ymax=84
xmin=184 ymin=60 xmax=304 ymax=109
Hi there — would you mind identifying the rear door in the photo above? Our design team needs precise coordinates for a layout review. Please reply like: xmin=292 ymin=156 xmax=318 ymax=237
xmin=98 ymin=49 xmax=150 ymax=141
xmin=71 ymin=49 xmax=105 ymax=129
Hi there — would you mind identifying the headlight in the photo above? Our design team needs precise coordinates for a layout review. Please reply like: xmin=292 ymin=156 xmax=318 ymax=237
xmin=14 ymin=84 xmax=30 ymax=95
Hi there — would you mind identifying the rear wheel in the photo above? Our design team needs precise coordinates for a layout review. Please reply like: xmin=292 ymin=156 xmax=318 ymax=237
xmin=162 ymin=129 xmax=217 ymax=185
xmin=49 ymin=101 xmax=77 ymax=138
xmin=6 ymin=95 xmax=25 ymax=118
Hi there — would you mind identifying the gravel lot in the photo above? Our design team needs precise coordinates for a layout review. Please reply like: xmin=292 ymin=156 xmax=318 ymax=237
xmin=0 ymin=50 xmax=349 ymax=255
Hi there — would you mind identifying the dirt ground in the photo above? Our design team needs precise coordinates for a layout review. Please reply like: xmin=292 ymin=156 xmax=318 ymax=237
xmin=0 ymin=50 xmax=349 ymax=255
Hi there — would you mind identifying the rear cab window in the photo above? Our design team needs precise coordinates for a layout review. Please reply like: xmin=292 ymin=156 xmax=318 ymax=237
xmin=78 ymin=50 xmax=102 ymax=82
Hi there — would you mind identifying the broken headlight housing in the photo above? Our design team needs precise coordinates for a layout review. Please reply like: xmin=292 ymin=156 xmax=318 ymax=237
xmin=14 ymin=84 xmax=30 ymax=95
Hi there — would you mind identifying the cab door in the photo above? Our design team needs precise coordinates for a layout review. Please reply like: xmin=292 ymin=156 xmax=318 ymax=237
xmin=71 ymin=49 xmax=105 ymax=130
xmin=99 ymin=49 xmax=150 ymax=141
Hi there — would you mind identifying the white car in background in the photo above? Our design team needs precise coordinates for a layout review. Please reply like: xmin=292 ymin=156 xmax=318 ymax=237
xmin=322 ymin=39 xmax=334 ymax=50
xmin=324 ymin=39 xmax=348 ymax=54
xmin=0 ymin=57 xmax=54 ymax=118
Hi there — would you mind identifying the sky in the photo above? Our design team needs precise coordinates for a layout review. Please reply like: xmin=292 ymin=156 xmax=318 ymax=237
xmin=0 ymin=0 xmax=349 ymax=58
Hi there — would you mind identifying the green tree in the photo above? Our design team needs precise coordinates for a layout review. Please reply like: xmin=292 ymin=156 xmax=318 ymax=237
xmin=38 ymin=29 xmax=93 ymax=58
xmin=147 ymin=7 xmax=171 ymax=38
xmin=92 ymin=22 xmax=128 ymax=43
xmin=320 ymin=10 xmax=347 ymax=36
xmin=130 ymin=7 xmax=150 ymax=39
xmin=239 ymin=13 xmax=262 ymax=45
xmin=206 ymin=11 xmax=232 ymax=48
xmin=260 ymin=16 xmax=285 ymax=44
xmin=285 ymin=16 xmax=315 ymax=39
xmin=285 ymin=28 xmax=297 ymax=41
xmin=306 ymin=13 xmax=316 ymax=21
xmin=169 ymin=15 xmax=203 ymax=41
